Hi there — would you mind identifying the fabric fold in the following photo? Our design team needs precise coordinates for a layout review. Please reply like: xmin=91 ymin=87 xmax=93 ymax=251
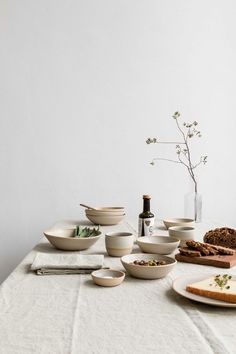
xmin=31 ymin=253 xmax=104 ymax=275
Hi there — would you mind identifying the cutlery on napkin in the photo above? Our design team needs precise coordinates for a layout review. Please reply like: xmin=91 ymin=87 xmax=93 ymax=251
xmin=31 ymin=253 xmax=105 ymax=275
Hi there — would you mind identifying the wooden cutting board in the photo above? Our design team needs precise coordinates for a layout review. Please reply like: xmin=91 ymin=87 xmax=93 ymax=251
xmin=175 ymin=252 xmax=236 ymax=268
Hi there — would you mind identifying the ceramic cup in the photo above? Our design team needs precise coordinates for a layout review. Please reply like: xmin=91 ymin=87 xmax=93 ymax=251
xmin=168 ymin=226 xmax=195 ymax=247
xmin=105 ymin=232 xmax=134 ymax=257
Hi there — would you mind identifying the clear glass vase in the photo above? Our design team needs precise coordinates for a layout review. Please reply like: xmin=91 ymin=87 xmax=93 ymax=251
xmin=184 ymin=192 xmax=202 ymax=222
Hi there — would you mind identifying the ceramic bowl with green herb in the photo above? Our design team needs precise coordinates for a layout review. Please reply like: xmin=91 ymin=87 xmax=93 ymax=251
xmin=44 ymin=225 xmax=102 ymax=251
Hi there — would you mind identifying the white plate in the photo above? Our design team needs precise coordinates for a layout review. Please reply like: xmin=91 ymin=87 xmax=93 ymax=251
xmin=173 ymin=274 xmax=236 ymax=307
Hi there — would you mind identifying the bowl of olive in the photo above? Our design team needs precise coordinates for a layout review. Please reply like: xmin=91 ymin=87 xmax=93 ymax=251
xmin=120 ymin=253 xmax=176 ymax=280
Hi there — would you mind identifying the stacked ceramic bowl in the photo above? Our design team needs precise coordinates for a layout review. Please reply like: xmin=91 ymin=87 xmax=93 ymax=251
xmin=85 ymin=207 xmax=125 ymax=225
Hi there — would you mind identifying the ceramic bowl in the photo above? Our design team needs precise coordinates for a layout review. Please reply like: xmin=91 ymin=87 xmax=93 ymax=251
xmin=91 ymin=269 xmax=125 ymax=287
xmin=137 ymin=236 xmax=180 ymax=255
xmin=168 ymin=226 xmax=195 ymax=247
xmin=121 ymin=253 xmax=176 ymax=280
xmin=86 ymin=207 xmax=125 ymax=214
xmin=86 ymin=210 xmax=125 ymax=216
xmin=44 ymin=228 xmax=102 ymax=251
xmin=105 ymin=232 xmax=134 ymax=257
xmin=85 ymin=212 xmax=125 ymax=225
xmin=163 ymin=218 xmax=195 ymax=229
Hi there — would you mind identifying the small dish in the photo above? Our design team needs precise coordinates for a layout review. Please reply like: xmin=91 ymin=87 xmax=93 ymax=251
xmin=121 ymin=253 xmax=176 ymax=280
xmin=44 ymin=228 xmax=102 ymax=251
xmin=163 ymin=218 xmax=195 ymax=229
xmin=105 ymin=232 xmax=134 ymax=257
xmin=168 ymin=226 xmax=195 ymax=246
xmin=137 ymin=236 xmax=179 ymax=255
xmin=91 ymin=269 xmax=125 ymax=287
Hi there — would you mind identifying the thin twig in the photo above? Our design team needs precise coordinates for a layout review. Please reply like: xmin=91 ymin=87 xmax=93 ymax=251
xmin=175 ymin=118 xmax=197 ymax=190
xmin=152 ymin=158 xmax=182 ymax=164
xmin=177 ymin=154 xmax=190 ymax=169
xmin=175 ymin=119 xmax=186 ymax=140
xmin=154 ymin=141 xmax=185 ymax=145
xmin=192 ymin=160 xmax=203 ymax=170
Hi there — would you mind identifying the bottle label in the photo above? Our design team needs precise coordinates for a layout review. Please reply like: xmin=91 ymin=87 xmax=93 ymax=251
xmin=138 ymin=217 xmax=155 ymax=237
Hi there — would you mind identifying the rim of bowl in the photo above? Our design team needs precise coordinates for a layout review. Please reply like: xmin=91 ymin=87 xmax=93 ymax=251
xmin=91 ymin=269 xmax=125 ymax=279
xmin=86 ymin=209 xmax=125 ymax=213
xmin=121 ymin=254 xmax=177 ymax=267
xmin=169 ymin=226 xmax=195 ymax=231
xmin=85 ymin=210 xmax=125 ymax=217
xmin=44 ymin=230 xmax=102 ymax=240
xmin=163 ymin=218 xmax=194 ymax=223
xmin=86 ymin=213 xmax=125 ymax=217
xmin=87 ymin=207 xmax=125 ymax=211
xmin=106 ymin=232 xmax=133 ymax=237
xmin=137 ymin=236 xmax=179 ymax=245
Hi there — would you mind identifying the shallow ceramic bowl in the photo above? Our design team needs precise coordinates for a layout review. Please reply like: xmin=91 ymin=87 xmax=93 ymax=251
xmin=168 ymin=226 xmax=195 ymax=247
xmin=86 ymin=210 xmax=125 ymax=216
xmin=121 ymin=253 xmax=176 ymax=280
xmin=44 ymin=228 xmax=102 ymax=251
xmin=91 ymin=269 xmax=125 ymax=287
xmin=137 ymin=236 xmax=180 ymax=255
xmin=163 ymin=218 xmax=195 ymax=229
xmin=86 ymin=207 xmax=125 ymax=213
xmin=105 ymin=232 xmax=134 ymax=257
xmin=85 ymin=213 xmax=125 ymax=225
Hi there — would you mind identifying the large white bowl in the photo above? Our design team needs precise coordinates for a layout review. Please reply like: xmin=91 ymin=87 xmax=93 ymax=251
xmin=137 ymin=236 xmax=180 ymax=255
xmin=44 ymin=228 xmax=102 ymax=251
xmin=121 ymin=253 xmax=176 ymax=279
xmin=85 ymin=213 xmax=125 ymax=225
xmin=163 ymin=218 xmax=195 ymax=229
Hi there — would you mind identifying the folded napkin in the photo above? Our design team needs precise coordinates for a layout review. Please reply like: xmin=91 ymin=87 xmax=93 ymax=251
xmin=31 ymin=253 xmax=104 ymax=275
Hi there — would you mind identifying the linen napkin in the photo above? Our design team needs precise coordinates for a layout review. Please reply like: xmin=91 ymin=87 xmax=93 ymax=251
xmin=31 ymin=253 xmax=104 ymax=275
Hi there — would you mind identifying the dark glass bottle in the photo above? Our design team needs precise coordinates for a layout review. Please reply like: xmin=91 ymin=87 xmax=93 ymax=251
xmin=138 ymin=195 xmax=155 ymax=237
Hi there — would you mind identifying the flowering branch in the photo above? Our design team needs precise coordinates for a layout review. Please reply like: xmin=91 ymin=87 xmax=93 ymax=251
xmin=146 ymin=111 xmax=208 ymax=194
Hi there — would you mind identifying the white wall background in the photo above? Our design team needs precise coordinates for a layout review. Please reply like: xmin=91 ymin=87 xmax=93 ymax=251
xmin=1 ymin=0 xmax=236 ymax=283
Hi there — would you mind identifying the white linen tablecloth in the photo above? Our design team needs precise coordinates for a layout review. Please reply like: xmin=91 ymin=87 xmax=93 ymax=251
xmin=0 ymin=220 xmax=235 ymax=354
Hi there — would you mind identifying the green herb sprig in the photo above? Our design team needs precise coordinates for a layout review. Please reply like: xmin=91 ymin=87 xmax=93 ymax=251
xmin=74 ymin=225 xmax=100 ymax=238
xmin=210 ymin=274 xmax=232 ymax=290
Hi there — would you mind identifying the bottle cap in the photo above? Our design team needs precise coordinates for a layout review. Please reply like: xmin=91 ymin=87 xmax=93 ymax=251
xmin=143 ymin=195 xmax=151 ymax=199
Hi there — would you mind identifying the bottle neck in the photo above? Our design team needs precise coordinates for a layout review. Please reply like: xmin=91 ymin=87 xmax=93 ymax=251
xmin=143 ymin=199 xmax=150 ymax=213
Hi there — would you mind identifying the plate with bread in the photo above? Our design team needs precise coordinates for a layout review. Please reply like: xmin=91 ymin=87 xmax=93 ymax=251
xmin=173 ymin=274 xmax=236 ymax=307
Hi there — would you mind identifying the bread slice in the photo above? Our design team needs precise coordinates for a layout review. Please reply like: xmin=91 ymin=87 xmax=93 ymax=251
xmin=186 ymin=276 xmax=236 ymax=303
xmin=179 ymin=248 xmax=201 ymax=257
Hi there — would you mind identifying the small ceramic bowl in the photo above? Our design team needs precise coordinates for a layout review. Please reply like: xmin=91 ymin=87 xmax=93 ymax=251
xmin=163 ymin=218 xmax=195 ymax=229
xmin=137 ymin=236 xmax=180 ymax=255
xmin=44 ymin=228 xmax=102 ymax=251
xmin=85 ymin=212 xmax=125 ymax=225
xmin=121 ymin=253 xmax=176 ymax=280
xmin=91 ymin=269 xmax=125 ymax=287
xmin=105 ymin=232 xmax=134 ymax=257
xmin=86 ymin=211 xmax=125 ymax=216
xmin=86 ymin=207 xmax=125 ymax=214
xmin=168 ymin=226 xmax=195 ymax=247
